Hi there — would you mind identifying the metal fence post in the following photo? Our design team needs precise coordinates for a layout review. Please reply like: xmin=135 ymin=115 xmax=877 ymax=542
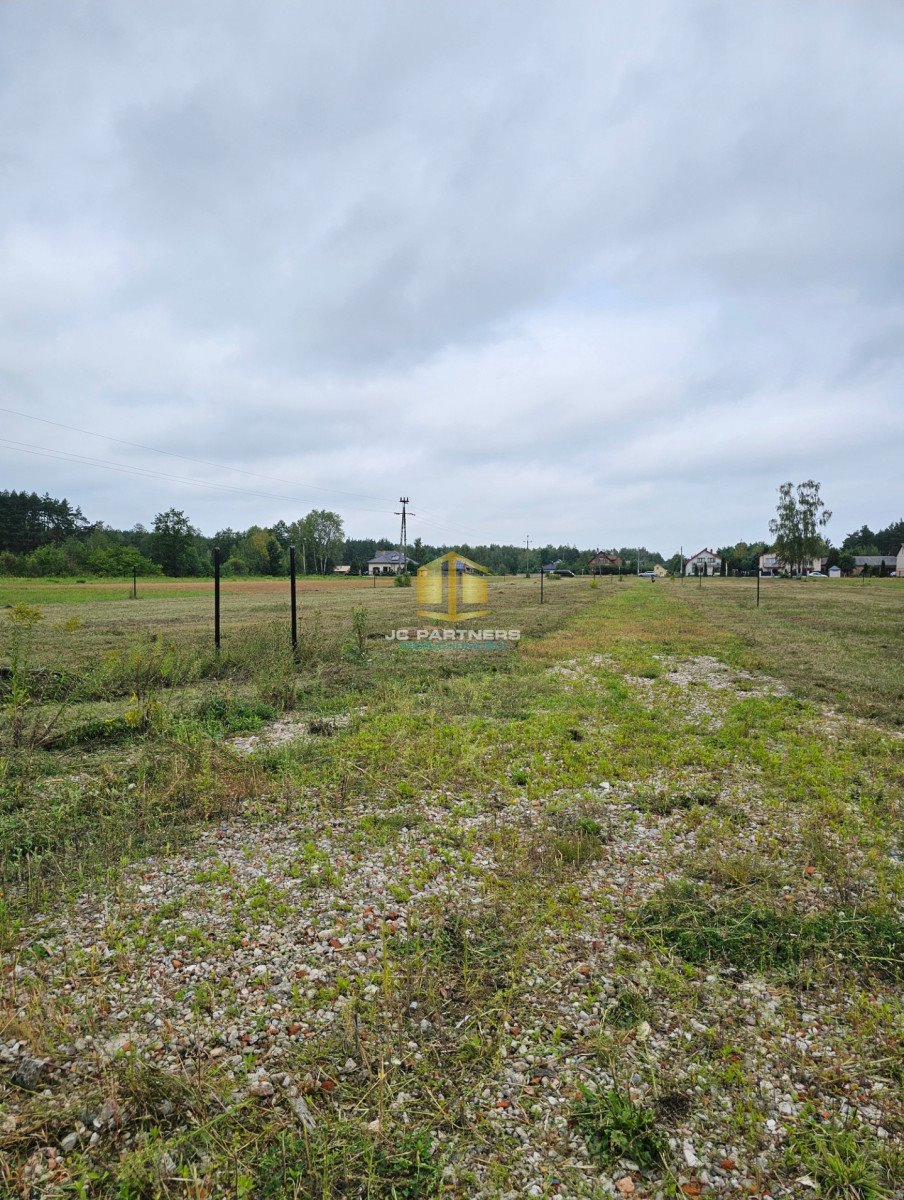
xmin=290 ymin=545 xmax=298 ymax=659
xmin=214 ymin=546 xmax=221 ymax=653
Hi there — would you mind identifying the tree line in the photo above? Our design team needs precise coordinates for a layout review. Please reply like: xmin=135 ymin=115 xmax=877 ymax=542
xmin=0 ymin=492 xmax=665 ymax=577
xmin=1 ymin=487 xmax=900 ymax=579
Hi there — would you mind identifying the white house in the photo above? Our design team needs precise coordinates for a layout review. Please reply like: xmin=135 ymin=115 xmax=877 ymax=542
xmin=758 ymin=552 xmax=825 ymax=576
xmin=684 ymin=548 xmax=722 ymax=576
xmin=896 ymin=544 xmax=904 ymax=578
xmin=367 ymin=549 xmax=418 ymax=576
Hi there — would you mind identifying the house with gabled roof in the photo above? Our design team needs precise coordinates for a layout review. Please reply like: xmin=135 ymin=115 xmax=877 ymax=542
xmin=684 ymin=548 xmax=721 ymax=576
xmin=588 ymin=551 xmax=622 ymax=572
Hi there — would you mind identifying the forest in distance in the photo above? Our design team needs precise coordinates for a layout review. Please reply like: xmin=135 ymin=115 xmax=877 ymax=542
xmin=1 ymin=488 xmax=902 ymax=579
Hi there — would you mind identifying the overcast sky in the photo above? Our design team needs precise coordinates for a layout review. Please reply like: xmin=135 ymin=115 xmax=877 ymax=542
xmin=2 ymin=1 xmax=903 ymax=553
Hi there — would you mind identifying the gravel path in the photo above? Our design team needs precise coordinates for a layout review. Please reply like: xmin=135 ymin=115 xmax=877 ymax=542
xmin=2 ymin=656 xmax=901 ymax=1198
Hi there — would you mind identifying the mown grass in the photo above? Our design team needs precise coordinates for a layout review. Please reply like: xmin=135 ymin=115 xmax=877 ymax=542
xmin=678 ymin=575 xmax=904 ymax=726
xmin=634 ymin=880 xmax=903 ymax=981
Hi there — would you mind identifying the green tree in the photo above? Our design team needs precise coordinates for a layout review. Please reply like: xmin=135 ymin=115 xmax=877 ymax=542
xmin=768 ymin=481 xmax=832 ymax=576
xmin=841 ymin=524 xmax=875 ymax=551
xmin=875 ymin=518 xmax=904 ymax=554
xmin=290 ymin=510 xmax=344 ymax=574
xmin=151 ymin=509 xmax=203 ymax=576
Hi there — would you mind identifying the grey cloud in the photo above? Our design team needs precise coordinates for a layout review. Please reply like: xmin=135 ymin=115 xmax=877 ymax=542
xmin=1 ymin=1 xmax=903 ymax=549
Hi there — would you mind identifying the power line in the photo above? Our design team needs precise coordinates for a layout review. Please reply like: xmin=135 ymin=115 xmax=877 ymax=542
xmin=0 ymin=405 xmax=399 ymax=506
xmin=0 ymin=437 xmax=485 ymax=543
xmin=0 ymin=438 xmax=395 ymax=517
xmin=0 ymin=405 xmax=484 ymax=540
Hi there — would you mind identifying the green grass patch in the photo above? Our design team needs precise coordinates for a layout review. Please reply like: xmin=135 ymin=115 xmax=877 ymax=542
xmin=786 ymin=1107 xmax=889 ymax=1199
xmin=634 ymin=881 xmax=904 ymax=980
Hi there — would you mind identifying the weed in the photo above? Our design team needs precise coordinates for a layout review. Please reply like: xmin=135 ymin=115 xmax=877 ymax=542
xmin=786 ymin=1108 xmax=889 ymax=1199
xmin=608 ymin=985 xmax=651 ymax=1029
xmin=687 ymin=850 xmax=784 ymax=892
xmin=0 ymin=604 xmax=78 ymax=749
xmin=572 ymin=1084 xmax=665 ymax=1170
xmin=342 ymin=605 xmax=369 ymax=662
xmin=194 ymin=695 xmax=277 ymax=734
xmin=532 ymin=814 xmax=611 ymax=874
xmin=637 ymin=783 xmax=719 ymax=815
xmin=255 ymin=1127 xmax=441 ymax=1198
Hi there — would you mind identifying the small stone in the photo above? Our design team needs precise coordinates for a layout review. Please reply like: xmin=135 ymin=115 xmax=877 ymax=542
xmin=289 ymin=1094 xmax=316 ymax=1130
xmin=11 ymin=1058 xmax=48 ymax=1090
xmin=615 ymin=1177 xmax=635 ymax=1196
xmin=61 ymin=1131 xmax=79 ymax=1153
xmin=683 ymin=1139 xmax=700 ymax=1167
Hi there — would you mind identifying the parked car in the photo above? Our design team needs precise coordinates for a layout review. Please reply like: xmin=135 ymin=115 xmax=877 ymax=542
xmin=807 ymin=571 xmax=827 ymax=578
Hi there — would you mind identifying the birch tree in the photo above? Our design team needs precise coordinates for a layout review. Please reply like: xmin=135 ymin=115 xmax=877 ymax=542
xmin=768 ymin=481 xmax=832 ymax=575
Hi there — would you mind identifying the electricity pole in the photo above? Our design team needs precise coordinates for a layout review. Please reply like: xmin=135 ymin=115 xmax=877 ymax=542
xmin=525 ymin=535 xmax=531 ymax=578
xmin=395 ymin=497 xmax=414 ymax=575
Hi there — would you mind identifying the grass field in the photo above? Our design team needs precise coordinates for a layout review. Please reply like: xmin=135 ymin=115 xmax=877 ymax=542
xmin=0 ymin=575 xmax=901 ymax=1197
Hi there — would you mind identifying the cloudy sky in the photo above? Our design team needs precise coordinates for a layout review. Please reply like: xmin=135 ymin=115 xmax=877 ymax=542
xmin=2 ymin=1 xmax=903 ymax=553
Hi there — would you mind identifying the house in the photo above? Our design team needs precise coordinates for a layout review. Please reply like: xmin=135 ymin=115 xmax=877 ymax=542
xmin=588 ymin=551 xmax=622 ymax=572
xmin=852 ymin=555 xmax=898 ymax=576
xmin=653 ymin=563 xmax=668 ymax=578
xmin=758 ymin=552 xmax=825 ymax=576
xmin=541 ymin=559 xmax=564 ymax=573
xmin=684 ymin=548 xmax=722 ymax=576
xmin=898 ymin=544 xmax=904 ymax=578
xmin=333 ymin=564 xmax=352 ymax=575
xmin=367 ymin=549 xmax=418 ymax=576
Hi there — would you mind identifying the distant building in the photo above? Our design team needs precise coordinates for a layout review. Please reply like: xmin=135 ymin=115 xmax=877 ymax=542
xmin=852 ymin=555 xmax=898 ymax=576
xmin=367 ymin=549 xmax=418 ymax=576
xmin=588 ymin=551 xmax=622 ymax=571
xmin=758 ymin=552 xmax=825 ymax=576
xmin=684 ymin=548 xmax=722 ymax=576
xmin=897 ymin=544 xmax=904 ymax=578
xmin=828 ymin=565 xmax=842 ymax=578
xmin=333 ymin=564 xmax=352 ymax=574
xmin=653 ymin=563 xmax=668 ymax=578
